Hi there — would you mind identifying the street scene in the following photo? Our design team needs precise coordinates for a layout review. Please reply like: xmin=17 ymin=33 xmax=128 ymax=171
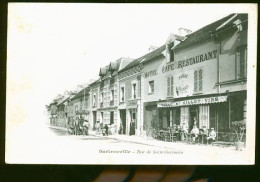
xmin=47 ymin=13 xmax=248 ymax=153
xmin=6 ymin=4 xmax=256 ymax=165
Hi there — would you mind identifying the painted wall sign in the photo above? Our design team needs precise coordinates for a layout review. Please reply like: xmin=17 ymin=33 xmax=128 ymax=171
xmin=144 ymin=70 xmax=157 ymax=78
xmin=175 ymin=70 xmax=194 ymax=97
xmin=127 ymin=101 xmax=138 ymax=106
xmin=162 ymin=62 xmax=174 ymax=73
xmin=157 ymin=96 xmax=228 ymax=108
xmin=177 ymin=50 xmax=217 ymax=68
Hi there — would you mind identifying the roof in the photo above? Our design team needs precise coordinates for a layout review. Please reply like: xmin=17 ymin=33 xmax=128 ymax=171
xmin=119 ymin=44 xmax=166 ymax=73
xmin=99 ymin=66 xmax=109 ymax=76
xmin=174 ymin=13 xmax=248 ymax=51
xmin=57 ymin=95 xmax=70 ymax=106
xmin=71 ymin=87 xmax=90 ymax=100
xmin=89 ymin=78 xmax=100 ymax=86
xmin=109 ymin=61 xmax=119 ymax=71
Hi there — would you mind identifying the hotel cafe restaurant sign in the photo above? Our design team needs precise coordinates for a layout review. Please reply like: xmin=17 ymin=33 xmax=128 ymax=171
xmin=144 ymin=49 xmax=218 ymax=98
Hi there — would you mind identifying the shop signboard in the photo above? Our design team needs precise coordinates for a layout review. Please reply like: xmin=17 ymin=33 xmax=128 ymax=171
xmin=158 ymin=96 xmax=228 ymax=108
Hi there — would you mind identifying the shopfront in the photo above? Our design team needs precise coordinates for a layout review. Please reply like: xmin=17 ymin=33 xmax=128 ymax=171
xmin=158 ymin=92 xmax=246 ymax=141
xmin=158 ymin=95 xmax=229 ymax=132
xmin=126 ymin=100 xmax=139 ymax=136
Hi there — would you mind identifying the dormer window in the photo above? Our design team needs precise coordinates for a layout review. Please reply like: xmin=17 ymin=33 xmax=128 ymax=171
xmin=166 ymin=42 xmax=174 ymax=63
xmin=233 ymin=19 xmax=243 ymax=32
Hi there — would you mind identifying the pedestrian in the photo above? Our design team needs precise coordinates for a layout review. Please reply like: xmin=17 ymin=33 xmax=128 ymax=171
xmin=129 ymin=120 xmax=135 ymax=136
xmin=95 ymin=121 xmax=101 ymax=135
xmin=75 ymin=117 xmax=80 ymax=135
xmin=104 ymin=124 xmax=109 ymax=136
xmin=180 ymin=122 xmax=188 ymax=140
xmin=82 ymin=119 xmax=89 ymax=135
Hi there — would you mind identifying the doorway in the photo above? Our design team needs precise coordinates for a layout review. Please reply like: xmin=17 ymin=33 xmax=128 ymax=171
xmin=110 ymin=111 xmax=114 ymax=125
xmin=189 ymin=106 xmax=199 ymax=131
xmin=129 ymin=109 xmax=137 ymax=135
xmin=120 ymin=109 xmax=126 ymax=134
xmin=92 ymin=111 xmax=97 ymax=129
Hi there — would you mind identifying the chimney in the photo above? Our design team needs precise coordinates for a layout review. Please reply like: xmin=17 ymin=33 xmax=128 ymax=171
xmin=178 ymin=28 xmax=192 ymax=37
xmin=148 ymin=45 xmax=158 ymax=52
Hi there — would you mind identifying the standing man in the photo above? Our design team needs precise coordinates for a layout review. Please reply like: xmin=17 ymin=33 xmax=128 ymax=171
xmin=82 ymin=119 xmax=89 ymax=135
xmin=181 ymin=122 xmax=188 ymax=140
xmin=75 ymin=117 xmax=80 ymax=135
xmin=129 ymin=120 xmax=135 ymax=136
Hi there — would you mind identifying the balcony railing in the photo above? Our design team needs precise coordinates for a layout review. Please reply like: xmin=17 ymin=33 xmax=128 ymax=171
xmin=110 ymin=100 xmax=114 ymax=106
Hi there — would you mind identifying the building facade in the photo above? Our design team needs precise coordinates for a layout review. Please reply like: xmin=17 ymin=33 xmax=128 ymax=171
xmin=88 ymin=58 xmax=132 ymax=133
xmin=156 ymin=14 xmax=248 ymax=141
xmin=117 ymin=62 xmax=143 ymax=136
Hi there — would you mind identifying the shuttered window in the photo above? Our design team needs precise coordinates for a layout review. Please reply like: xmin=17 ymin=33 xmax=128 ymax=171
xmin=167 ymin=76 xmax=174 ymax=97
xmin=194 ymin=70 xmax=198 ymax=92
xmin=194 ymin=69 xmax=203 ymax=93
xmin=199 ymin=69 xmax=203 ymax=91
xmin=237 ymin=46 xmax=247 ymax=79
xmin=171 ymin=76 xmax=174 ymax=96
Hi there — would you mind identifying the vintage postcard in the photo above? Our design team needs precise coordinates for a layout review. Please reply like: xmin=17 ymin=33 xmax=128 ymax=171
xmin=6 ymin=3 xmax=257 ymax=164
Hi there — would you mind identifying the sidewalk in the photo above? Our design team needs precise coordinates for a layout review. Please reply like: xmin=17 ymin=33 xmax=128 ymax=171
xmin=47 ymin=125 xmax=242 ymax=152
xmin=48 ymin=125 xmax=68 ymax=132
xmin=47 ymin=125 xmax=176 ymax=149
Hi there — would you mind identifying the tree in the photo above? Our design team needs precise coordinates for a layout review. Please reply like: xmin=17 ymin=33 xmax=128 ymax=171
xmin=231 ymin=120 xmax=246 ymax=142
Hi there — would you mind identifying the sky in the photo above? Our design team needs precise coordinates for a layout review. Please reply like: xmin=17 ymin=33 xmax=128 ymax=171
xmin=6 ymin=3 xmax=254 ymax=125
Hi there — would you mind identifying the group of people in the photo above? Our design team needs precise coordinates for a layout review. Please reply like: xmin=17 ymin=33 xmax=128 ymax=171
xmin=67 ymin=116 xmax=89 ymax=135
xmin=190 ymin=125 xmax=217 ymax=144
xmin=167 ymin=118 xmax=216 ymax=144
xmin=178 ymin=117 xmax=216 ymax=144
xmin=95 ymin=121 xmax=109 ymax=136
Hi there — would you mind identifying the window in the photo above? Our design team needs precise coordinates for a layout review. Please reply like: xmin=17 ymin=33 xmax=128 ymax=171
xmin=132 ymin=83 xmax=137 ymax=99
xmin=75 ymin=105 xmax=78 ymax=113
xmin=149 ymin=80 xmax=154 ymax=93
xmin=100 ymin=93 xmax=103 ymax=103
xmin=100 ymin=112 xmax=103 ymax=123
xmin=166 ymin=42 xmax=174 ymax=63
xmin=167 ymin=76 xmax=174 ymax=97
xmin=120 ymin=87 xmax=125 ymax=102
xmin=110 ymin=75 xmax=115 ymax=85
xmin=236 ymin=46 xmax=247 ymax=79
xmin=110 ymin=90 xmax=114 ymax=101
xmin=93 ymin=95 xmax=96 ymax=107
xmin=194 ymin=69 xmax=203 ymax=93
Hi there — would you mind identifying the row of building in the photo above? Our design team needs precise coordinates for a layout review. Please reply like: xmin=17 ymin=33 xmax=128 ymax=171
xmin=46 ymin=14 xmax=248 ymax=140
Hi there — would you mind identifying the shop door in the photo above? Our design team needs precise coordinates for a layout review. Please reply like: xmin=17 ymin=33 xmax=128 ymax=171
xmin=120 ymin=110 xmax=126 ymax=134
xmin=110 ymin=111 xmax=114 ymax=125
xmin=93 ymin=111 xmax=97 ymax=129
xmin=130 ymin=109 xmax=136 ymax=135
xmin=189 ymin=106 xmax=199 ymax=131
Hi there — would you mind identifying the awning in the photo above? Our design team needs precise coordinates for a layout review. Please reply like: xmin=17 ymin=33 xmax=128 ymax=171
xmin=158 ymin=96 xmax=228 ymax=108
xmin=144 ymin=101 xmax=158 ymax=107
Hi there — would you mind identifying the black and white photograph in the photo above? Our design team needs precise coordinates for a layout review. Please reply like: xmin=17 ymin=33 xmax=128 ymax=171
xmin=5 ymin=3 xmax=257 ymax=164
